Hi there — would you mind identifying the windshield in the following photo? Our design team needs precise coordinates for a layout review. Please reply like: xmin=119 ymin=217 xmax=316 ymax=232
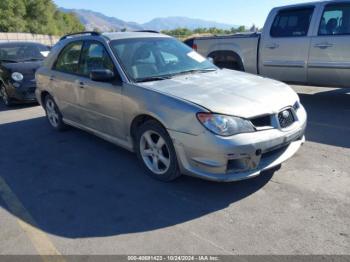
xmin=0 ymin=43 xmax=50 ymax=62
xmin=110 ymin=37 xmax=217 ymax=82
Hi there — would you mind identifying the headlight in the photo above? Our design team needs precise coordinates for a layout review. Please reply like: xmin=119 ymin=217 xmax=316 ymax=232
xmin=11 ymin=72 xmax=24 ymax=82
xmin=197 ymin=113 xmax=255 ymax=137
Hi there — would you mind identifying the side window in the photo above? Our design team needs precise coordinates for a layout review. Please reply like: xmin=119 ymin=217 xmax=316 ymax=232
xmin=319 ymin=4 xmax=350 ymax=36
xmin=79 ymin=42 xmax=115 ymax=77
xmin=54 ymin=42 xmax=83 ymax=74
xmin=271 ymin=8 xmax=314 ymax=37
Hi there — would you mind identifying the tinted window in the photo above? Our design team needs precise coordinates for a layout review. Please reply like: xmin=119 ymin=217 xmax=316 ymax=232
xmin=54 ymin=42 xmax=83 ymax=74
xmin=271 ymin=8 xmax=314 ymax=37
xmin=319 ymin=4 xmax=350 ymax=35
xmin=79 ymin=42 xmax=115 ymax=76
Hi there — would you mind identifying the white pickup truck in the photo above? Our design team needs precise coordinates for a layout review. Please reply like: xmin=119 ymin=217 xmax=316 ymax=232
xmin=185 ymin=0 xmax=350 ymax=87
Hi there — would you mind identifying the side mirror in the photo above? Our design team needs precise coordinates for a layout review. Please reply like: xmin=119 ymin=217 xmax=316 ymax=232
xmin=90 ymin=69 xmax=115 ymax=82
xmin=207 ymin=57 xmax=214 ymax=63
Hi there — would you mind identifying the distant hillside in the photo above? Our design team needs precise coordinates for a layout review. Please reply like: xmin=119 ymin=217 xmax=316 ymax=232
xmin=59 ymin=8 xmax=143 ymax=31
xmin=60 ymin=8 xmax=239 ymax=32
xmin=143 ymin=17 xmax=238 ymax=31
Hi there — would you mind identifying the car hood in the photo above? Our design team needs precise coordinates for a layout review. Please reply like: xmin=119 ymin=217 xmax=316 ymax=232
xmin=2 ymin=61 xmax=42 ymax=76
xmin=138 ymin=69 xmax=299 ymax=118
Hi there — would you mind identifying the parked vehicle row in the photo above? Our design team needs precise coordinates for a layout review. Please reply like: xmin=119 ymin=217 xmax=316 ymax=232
xmin=0 ymin=42 xmax=50 ymax=105
xmin=185 ymin=0 xmax=350 ymax=87
xmin=34 ymin=31 xmax=307 ymax=182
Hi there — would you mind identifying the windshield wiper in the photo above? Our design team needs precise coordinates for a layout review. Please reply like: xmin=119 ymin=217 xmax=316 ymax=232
xmin=0 ymin=59 xmax=18 ymax=63
xmin=170 ymin=68 xmax=217 ymax=77
xmin=134 ymin=68 xmax=217 ymax=83
xmin=135 ymin=75 xmax=172 ymax=83
xmin=20 ymin=58 xmax=43 ymax=62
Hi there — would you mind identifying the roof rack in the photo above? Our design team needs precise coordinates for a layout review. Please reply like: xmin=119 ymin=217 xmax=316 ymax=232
xmin=59 ymin=31 xmax=101 ymax=41
xmin=134 ymin=30 xmax=160 ymax=34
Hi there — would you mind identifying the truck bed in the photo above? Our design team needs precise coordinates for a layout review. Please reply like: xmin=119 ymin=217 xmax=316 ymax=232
xmin=186 ymin=32 xmax=260 ymax=41
xmin=186 ymin=32 xmax=261 ymax=74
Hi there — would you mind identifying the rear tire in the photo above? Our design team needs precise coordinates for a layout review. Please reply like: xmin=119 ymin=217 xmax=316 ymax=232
xmin=136 ymin=120 xmax=181 ymax=182
xmin=44 ymin=95 xmax=66 ymax=131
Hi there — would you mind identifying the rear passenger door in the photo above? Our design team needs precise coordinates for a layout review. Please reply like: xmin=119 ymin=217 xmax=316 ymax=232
xmin=77 ymin=41 xmax=124 ymax=139
xmin=259 ymin=6 xmax=315 ymax=83
xmin=308 ymin=2 xmax=350 ymax=87
xmin=51 ymin=41 xmax=85 ymax=124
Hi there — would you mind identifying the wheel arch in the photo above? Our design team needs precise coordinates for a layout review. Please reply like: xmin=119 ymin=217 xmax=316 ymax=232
xmin=208 ymin=50 xmax=245 ymax=71
xmin=129 ymin=114 xmax=168 ymax=146
xmin=40 ymin=91 xmax=52 ymax=106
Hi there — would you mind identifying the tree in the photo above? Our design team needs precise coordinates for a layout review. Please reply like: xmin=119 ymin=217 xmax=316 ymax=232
xmin=0 ymin=0 xmax=84 ymax=35
xmin=0 ymin=0 xmax=26 ymax=32
xmin=249 ymin=24 xmax=257 ymax=32
xmin=237 ymin=26 xmax=246 ymax=32
xmin=25 ymin=0 xmax=56 ymax=34
xmin=161 ymin=26 xmax=247 ymax=39
xmin=55 ymin=12 xmax=85 ymax=35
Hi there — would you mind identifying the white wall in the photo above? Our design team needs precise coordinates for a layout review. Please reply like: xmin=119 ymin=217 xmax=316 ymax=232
xmin=0 ymin=33 xmax=59 ymax=46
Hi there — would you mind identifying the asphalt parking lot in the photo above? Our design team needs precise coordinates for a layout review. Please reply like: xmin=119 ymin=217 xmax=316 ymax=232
xmin=0 ymin=85 xmax=349 ymax=256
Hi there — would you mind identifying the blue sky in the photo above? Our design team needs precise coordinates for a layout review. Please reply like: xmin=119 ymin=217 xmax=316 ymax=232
xmin=54 ymin=0 xmax=310 ymax=27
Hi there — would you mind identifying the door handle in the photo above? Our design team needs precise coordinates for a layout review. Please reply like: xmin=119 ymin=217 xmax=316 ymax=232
xmin=79 ymin=82 xmax=85 ymax=88
xmin=314 ymin=43 xmax=333 ymax=49
xmin=266 ymin=43 xmax=279 ymax=49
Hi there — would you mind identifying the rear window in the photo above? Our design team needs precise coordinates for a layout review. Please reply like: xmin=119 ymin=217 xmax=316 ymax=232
xmin=270 ymin=7 xmax=314 ymax=37
xmin=0 ymin=43 xmax=49 ymax=62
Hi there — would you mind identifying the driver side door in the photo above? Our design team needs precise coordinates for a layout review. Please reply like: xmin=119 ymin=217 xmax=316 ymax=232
xmin=308 ymin=3 xmax=350 ymax=87
xmin=77 ymin=40 xmax=124 ymax=139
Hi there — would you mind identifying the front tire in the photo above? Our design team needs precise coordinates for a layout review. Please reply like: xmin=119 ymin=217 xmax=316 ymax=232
xmin=0 ymin=85 xmax=11 ymax=106
xmin=44 ymin=95 xmax=66 ymax=131
xmin=136 ymin=120 xmax=181 ymax=182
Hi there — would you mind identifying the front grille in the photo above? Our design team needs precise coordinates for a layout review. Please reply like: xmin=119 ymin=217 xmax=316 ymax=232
xmin=278 ymin=109 xmax=295 ymax=128
xmin=227 ymin=158 xmax=249 ymax=173
xmin=22 ymin=73 xmax=35 ymax=81
xmin=27 ymin=86 xmax=36 ymax=93
xmin=250 ymin=115 xmax=272 ymax=128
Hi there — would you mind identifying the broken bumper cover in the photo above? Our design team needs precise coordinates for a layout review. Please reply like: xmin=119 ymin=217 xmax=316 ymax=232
xmin=169 ymin=107 xmax=307 ymax=182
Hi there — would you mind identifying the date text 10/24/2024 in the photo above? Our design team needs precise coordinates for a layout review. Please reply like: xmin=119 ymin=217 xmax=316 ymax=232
xmin=128 ymin=256 xmax=220 ymax=261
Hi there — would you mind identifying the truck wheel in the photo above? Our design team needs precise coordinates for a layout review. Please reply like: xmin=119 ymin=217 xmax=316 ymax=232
xmin=136 ymin=120 xmax=181 ymax=182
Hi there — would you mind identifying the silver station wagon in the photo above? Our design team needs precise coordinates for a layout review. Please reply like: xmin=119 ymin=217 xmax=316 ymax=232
xmin=35 ymin=31 xmax=307 ymax=182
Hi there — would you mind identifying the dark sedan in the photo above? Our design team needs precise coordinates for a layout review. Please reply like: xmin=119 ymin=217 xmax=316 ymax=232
xmin=0 ymin=42 xmax=50 ymax=106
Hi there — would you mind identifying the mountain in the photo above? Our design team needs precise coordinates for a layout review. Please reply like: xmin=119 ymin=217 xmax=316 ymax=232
xmin=143 ymin=17 xmax=238 ymax=31
xmin=60 ymin=8 xmax=239 ymax=32
xmin=59 ymin=8 xmax=143 ymax=31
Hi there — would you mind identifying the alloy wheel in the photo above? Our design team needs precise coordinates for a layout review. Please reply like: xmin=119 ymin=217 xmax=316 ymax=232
xmin=140 ymin=130 xmax=171 ymax=175
xmin=45 ymin=98 xmax=60 ymax=128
